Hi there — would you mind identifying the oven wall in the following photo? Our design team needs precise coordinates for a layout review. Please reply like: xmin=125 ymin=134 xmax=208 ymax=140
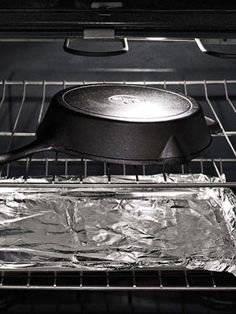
xmin=0 ymin=41 xmax=236 ymax=81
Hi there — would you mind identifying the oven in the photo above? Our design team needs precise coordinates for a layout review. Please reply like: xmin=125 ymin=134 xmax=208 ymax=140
xmin=0 ymin=1 xmax=236 ymax=313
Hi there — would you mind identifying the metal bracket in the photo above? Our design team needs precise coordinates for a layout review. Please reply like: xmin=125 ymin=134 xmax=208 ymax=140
xmin=195 ymin=38 xmax=236 ymax=59
xmin=63 ymin=29 xmax=129 ymax=57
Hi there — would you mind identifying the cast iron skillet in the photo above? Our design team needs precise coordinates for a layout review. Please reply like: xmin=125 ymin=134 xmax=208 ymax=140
xmin=0 ymin=84 xmax=219 ymax=165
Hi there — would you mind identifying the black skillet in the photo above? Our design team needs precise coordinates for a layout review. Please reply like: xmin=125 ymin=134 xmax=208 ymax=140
xmin=0 ymin=84 xmax=219 ymax=165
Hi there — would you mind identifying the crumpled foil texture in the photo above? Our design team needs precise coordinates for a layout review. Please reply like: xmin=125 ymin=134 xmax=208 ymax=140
xmin=0 ymin=174 xmax=235 ymax=274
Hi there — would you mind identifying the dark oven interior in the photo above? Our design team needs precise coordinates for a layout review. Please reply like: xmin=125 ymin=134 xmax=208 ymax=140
xmin=1 ymin=1 xmax=236 ymax=313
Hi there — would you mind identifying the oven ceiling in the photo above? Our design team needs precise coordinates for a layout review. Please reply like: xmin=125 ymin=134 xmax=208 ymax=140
xmin=0 ymin=1 xmax=236 ymax=38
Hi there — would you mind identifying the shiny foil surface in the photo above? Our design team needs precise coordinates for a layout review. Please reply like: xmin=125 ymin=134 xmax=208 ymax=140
xmin=0 ymin=174 xmax=235 ymax=274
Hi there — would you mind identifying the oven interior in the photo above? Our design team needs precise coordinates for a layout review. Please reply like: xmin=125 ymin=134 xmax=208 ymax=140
xmin=1 ymin=2 xmax=236 ymax=312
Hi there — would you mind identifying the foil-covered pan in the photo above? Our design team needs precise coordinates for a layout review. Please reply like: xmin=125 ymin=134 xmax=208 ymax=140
xmin=0 ymin=174 xmax=235 ymax=274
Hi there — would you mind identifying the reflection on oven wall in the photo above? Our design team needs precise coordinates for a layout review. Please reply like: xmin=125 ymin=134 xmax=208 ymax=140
xmin=0 ymin=41 xmax=236 ymax=81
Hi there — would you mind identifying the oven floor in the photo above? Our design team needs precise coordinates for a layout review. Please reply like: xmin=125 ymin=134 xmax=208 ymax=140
xmin=0 ymin=290 xmax=235 ymax=314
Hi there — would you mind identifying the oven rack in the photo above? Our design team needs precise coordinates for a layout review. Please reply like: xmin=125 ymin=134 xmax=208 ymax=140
xmin=0 ymin=79 xmax=235 ymax=188
xmin=0 ymin=270 xmax=235 ymax=291
xmin=0 ymin=80 xmax=235 ymax=291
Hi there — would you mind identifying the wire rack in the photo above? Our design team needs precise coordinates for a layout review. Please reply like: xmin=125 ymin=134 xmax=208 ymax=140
xmin=0 ymin=79 xmax=235 ymax=188
xmin=0 ymin=80 xmax=236 ymax=291
xmin=0 ymin=270 xmax=235 ymax=291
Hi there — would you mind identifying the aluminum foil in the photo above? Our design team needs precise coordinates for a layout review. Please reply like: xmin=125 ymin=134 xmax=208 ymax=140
xmin=0 ymin=174 xmax=235 ymax=274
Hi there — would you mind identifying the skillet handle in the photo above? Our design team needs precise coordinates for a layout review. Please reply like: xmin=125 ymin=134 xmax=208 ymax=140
xmin=205 ymin=116 xmax=221 ymax=134
xmin=0 ymin=141 xmax=54 ymax=165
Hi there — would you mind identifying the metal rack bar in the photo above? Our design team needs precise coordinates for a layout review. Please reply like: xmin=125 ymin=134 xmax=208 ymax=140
xmin=204 ymin=82 xmax=236 ymax=158
xmin=0 ymin=182 xmax=234 ymax=188
xmin=1 ymin=131 xmax=236 ymax=138
xmin=0 ymin=132 xmax=235 ymax=138
xmin=210 ymin=271 xmax=217 ymax=288
xmin=224 ymin=80 xmax=236 ymax=114
xmin=27 ymin=271 xmax=31 ymax=287
xmin=0 ymin=270 xmax=234 ymax=291
xmin=64 ymin=158 xmax=68 ymax=176
xmin=37 ymin=80 xmax=46 ymax=125
xmin=1 ymin=79 xmax=236 ymax=86
xmin=158 ymin=270 xmax=163 ymax=288
xmin=212 ymin=160 xmax=221 ymax=178
xmin=0 ymin=81 xmax=6 ymax=112
xmin=1 ymin=271 xmax=4 ymax=287
xmin=0 ymin=38 xmax=196 ymax=43
xmin=2 ymin=158 xmax=235 ymax=163
xmin=220 ymin=159 xmax=224 ymax=175
xmin=4 ymin=82 xmax=27 ymax=178
xmin=184 ymin=270 xmax=190 ymax=288
xmin=7 ymin=82 xmax=27 ymax=147
xmin=24 ymin=157 xmax=30 ymax=181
